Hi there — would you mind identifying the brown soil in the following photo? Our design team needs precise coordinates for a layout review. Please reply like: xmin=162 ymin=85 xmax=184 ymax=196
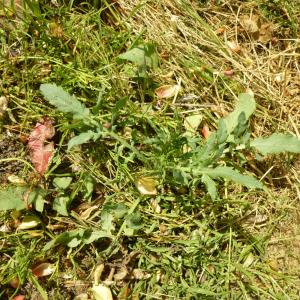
xmin=0 ymin=131 xmax=27 ymax=185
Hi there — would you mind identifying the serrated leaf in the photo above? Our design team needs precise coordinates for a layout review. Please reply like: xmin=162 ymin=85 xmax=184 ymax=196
xmin=53 ymin=196 xmax=70 ymax=216
xmin=118 ymin=43 xmax=159 ymax=68
xmin=216 ymin=119 xmax=228 ymax=144
xmin=57 ymin=230 xmax=83 ymax=248
xmin=44 ymin=229 xmax=111 ymax=250
xmin=202 ymin=166 xmax=263 ymax=189
xmin=173 ymin=169 xmax=192 ymax=185
xmin=82 ymin=230 xmax=109 ymax=244
xmin=201 ymin=174 xmax=217 ymax=200
xmin=68 ymin=131 xmax=98 ymax=150
xmin=101 ymin=211 xmax=115 ymax=234
xmin=40 ymin=83 xmax=90 ymax=119
xmin=223 ymin=93 xmax=256 ymax=134
xmin=184 ymin=114 xmax=202 ymax=136
xmin=125 ymin=212 xmax=143 ymax=230
xmin=0 ymin=186 xmax=45 ymax=211
xmin=250 ymin=133 xmax=300 ymax=155
xmin=82 ymin=174 xmax=94 ymax=200
xmin=233 ymin=112 xmax=248 ymax=137
xmin=30 ymin=187 xmax=46 ymax=213
xmin=102 ymin=202 xmax=128 ymax=219
xmin=53 ymin=177 xmax=72 ymax=190
xmin=44 ymin=229 xmax=84 ymax=251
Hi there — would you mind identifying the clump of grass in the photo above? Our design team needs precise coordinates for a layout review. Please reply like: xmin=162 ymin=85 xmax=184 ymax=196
xmin=0 ymin=0 xmax=300 ymax=299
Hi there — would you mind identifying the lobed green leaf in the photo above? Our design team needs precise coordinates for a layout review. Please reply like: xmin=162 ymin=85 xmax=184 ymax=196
xmin=223 ymin=93 xmax=256 ymax=134
xmin=201 ymin=174 xmax=218 ymax=200
xmin=40 ymin=83 xmax=90 ymax=119
xmin=202 ymin=166 xmax=263 ymax=189
xmin=250 ymin=133 xmax=300 ymax=155
xmin=118 ymin=43 xmax=159 ymax=68
xmin=67 ymin=130 xmax=98 ymax=150
xmin=0 ymin=186 xmax=45 ymax=211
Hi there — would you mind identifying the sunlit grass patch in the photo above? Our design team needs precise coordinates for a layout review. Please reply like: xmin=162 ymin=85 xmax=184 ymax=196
xmin=0 ymin=0 xmax=300 ymax=299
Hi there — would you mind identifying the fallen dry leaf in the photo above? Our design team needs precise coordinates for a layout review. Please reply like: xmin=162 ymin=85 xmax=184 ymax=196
xmin=240 ymin=15 xmax=260 ymax=34
xmin=74 ymin=294 xmax=89 ymax=300
xmin=94 ymin=263 xmax=105 ymax=285
xmin=114 ymin=266 xmax=128 ymax=281
xmin=7 ymin=175 xmax=26 ymax=185
xmin=267 ymin=258 xmax=279 ymax=271
xmin=155 ymin=84 xmax=180 ymax=99
xmin=32 ymin=262 xmax=55 ymax=278
xmin=239 ymin=15 xmax=273 ymax=44
xmin=132 ymin=268 xmax=151 ymax=280
xmin=136 ymin=177 xmax=157 ymax=195
xmin=92 ymin=284 xmax=113 ymax=300
xmin=215 ymin=27 xmax=225 ymax=35
xmin=227 ymin=41 xmax=241 ymax=53
xmin=49 ymin=21 xmax=65 ymax=38
xmin=224 ymin=69 xmax=234 ymax=77
xmin=150 ymin=198 xmax=161 ymax=213
xmin=12 ymin=296 xmax=25 ymax=300
xmin=28 ymin=117 xmax=55 ymax=175
xmin=201 ymin=125 xmax=210 ymax=139
xmin=80 ymin=205 xmax=99 ymax=220
xmin=0 ymin=223 xmax=11 ymax=232
xmin=243 ymin=253 xmax=255 ymax=267
xmin=9 ymin=277 xmax=20 ymax=289
xmin=258 ymin=23 xmax=273 ymax=43
xmin=0 ymin=96 xmax=8 ymax=118
xmin=17 ymin=216 xmax=41 ymax=230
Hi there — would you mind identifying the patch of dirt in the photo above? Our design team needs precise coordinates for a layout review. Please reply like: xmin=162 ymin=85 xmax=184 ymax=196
xmin=0 ymin=131 xmax=27 ymax=185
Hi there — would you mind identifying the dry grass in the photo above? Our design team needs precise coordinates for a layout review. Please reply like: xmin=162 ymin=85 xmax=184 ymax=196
xmin=1 ymin=0 xmax=300 ymax=298
xmin=118 ymin=0 xmax=300 ymax=132
xmin=117 ymin=0 xmax=300 ymax=291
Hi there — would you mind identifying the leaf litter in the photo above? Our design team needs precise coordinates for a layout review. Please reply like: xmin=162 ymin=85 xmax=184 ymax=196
xmin=155 ymin=84 xmax=180 ymax=99
xmin=239 ymin=14 xmax=274 ymax=43
xmin=27 ymin=117 xmax=55 ymax=175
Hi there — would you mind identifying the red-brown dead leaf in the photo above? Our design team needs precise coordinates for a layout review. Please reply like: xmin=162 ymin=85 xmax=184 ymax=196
xmin=32 ymin=262 xmax=55 ymax=278
xmin=215 ymin=27 xmax=225 ymax=35
xmin=28 ymin=117 xmax=55 ymax=175
xmin=155 ymin=85 xmax=180 ymax=99
xmin=9 ymin=277 xmax=20 ymax=289
xmin=227 ymin=41 xmax=241 ymax=53
xmin=12 ymin=296 xmax=25 ymax=300
xmin=201 ymin=125 xmax=210 ymax=139
xmin=224 ymin=69 xmax=234 ymax=77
